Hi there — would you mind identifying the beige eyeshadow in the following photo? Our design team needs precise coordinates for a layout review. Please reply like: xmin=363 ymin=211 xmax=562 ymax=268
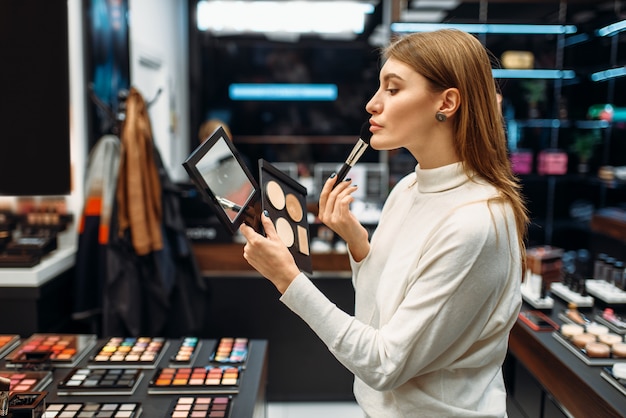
xmin=266 ymin=180 xmax=285 ymax=210
xmin=285 ymin=193 xmax=303 ymax=222
xmin=275 ymin=217 xmax=294 ymax=247
xmin=297 ymin=225 xmax=309 ymax=255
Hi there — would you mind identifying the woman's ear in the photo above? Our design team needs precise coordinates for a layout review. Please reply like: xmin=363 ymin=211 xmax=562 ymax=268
xmin=439 ymin=87 xmax=460 ymax=117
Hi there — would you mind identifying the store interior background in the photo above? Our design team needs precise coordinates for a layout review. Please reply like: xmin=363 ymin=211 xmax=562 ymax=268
xmin=2 ymin=0 xmax=626 ymax=416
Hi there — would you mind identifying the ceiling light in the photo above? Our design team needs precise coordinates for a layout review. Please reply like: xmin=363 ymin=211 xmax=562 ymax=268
xmin=411 ymin=0 xmax=459 ymax=9
xmin=591 ymin=67 xmax=626 ymax=82
xmin=229 ymin=83 xmax=338 ymax=101
xmin=197 ymin=0 xmax=376 ymax=36
xmin=390 ymin=23 xmax=577 ymax=35
xmin=400 ymin=10 xmax=446 ymax=22
xmin=596 ymin=20 xmax=626 ymax=37
xmin=492 ymin=69 xmax=575 ymax=79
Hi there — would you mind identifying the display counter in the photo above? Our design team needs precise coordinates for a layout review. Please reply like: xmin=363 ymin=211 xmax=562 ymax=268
xmin=0 ymin=230 xmax=77 ymax=335
xmin=509 ymin=298 xmax=626 ymax=418
xmin=1 ymin=337 xmax=268 ymax=417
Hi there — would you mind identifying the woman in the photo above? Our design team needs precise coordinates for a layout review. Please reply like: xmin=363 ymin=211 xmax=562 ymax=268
xmin=240 ymin=29 xmax=529 ymax=417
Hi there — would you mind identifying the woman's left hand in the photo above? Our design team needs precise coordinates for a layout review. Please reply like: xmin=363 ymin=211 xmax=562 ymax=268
xmin=239 ymin=212 xmax=301 ymax=294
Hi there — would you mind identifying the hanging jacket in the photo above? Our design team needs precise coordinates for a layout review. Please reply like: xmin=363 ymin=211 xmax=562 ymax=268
xmin=102 ymin=87 xmax=209 ymax=337
xmin=75 ymin=87 xmax=209 ymax=337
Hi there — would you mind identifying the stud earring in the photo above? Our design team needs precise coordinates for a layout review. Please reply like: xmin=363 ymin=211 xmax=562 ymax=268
xmin=435 ymin=111 xmax=447 ymax=122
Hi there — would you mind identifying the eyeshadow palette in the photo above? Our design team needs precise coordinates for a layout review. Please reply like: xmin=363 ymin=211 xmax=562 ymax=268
xmin=259 ymin=159 xmax=312 ymax=273
xmin=167 ymin=396 xmax=232 ymax=418
xmin=0 ymin=370 xmax=53 ymax=392
xmin=170 ymin=337 xmax=202 ymax=366
xmin=148 ymin=366 xmax=241 ymax=395
xmin=43 ymin=402 xmax=142 ymax=417
xmin=209 ymin=337 xmax=248 ymax=364
xmin=57 ymin=367 xmax=143 ymax=396
xmin=89 ymin=337 xmax=168 ymax=368
xmin=0 ymin=334 xmax=20 ymax=359
xmin=5 ymin=334 xmax=97 ymax=368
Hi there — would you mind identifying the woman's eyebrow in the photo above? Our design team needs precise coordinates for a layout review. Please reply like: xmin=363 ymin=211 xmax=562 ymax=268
xmin=382 ymin=72 xmax=404 ymax=82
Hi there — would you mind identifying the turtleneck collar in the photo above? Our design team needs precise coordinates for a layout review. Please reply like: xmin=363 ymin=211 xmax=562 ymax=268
xmin=414 ymin=162 xmax=470 ymax=193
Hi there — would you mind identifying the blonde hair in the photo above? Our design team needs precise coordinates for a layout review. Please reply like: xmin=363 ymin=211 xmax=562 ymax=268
xmin=198 ymin=119 xmax=232 ymax=143
xmin=385 ymin=29 xmax=529 ymax=267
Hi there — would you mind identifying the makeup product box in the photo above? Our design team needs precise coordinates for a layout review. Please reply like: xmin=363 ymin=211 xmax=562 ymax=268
xmin=6 ymin=392 xmax=47 ymax=418
xmin=537 ymin=149 xmax=568 ymax=175
xmin=527 ymin=245 xmax=564 ymax=282
xmin=510 ymin=149 xmax=533 ymax=175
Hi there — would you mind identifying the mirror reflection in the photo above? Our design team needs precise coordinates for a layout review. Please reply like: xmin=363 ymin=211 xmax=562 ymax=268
xmin=195 ymin=136 xmax=255 ymax=222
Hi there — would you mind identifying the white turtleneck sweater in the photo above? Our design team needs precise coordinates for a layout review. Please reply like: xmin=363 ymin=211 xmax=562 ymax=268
xmin=281 ymin=162 xmax=522 ymax=417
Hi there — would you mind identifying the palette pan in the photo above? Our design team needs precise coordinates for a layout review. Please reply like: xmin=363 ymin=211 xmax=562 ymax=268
xmin=259 ymin=159 xmax=312 ymax=273
xmin=0 ymin=370 xmax=53 ymax=393
xmin=89 ymin=337 xmax=168 ymax=369
xmin=148 ymin=365 xmax=241 ymax=395
xmin=43 ymin=402 xmax=142 ymax=417
xmin=5 ymin=333 xmax=97 ymax=368
xmin=57 ymin=367 xmax=143 ymax=396
xmin=167 ymin=396 xmax=232 ymax=418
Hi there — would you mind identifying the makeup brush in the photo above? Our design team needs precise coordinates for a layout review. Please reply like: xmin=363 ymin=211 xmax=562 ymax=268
xmin=332 ymin=121 xmax=373 ymax=189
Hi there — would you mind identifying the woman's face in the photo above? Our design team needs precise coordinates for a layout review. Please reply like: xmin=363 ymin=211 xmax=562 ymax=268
xmin=365 ymin=58 xmax=441 ymax=154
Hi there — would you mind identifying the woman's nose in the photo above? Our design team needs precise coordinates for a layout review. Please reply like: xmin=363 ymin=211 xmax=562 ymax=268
xmin=365 ymin=92 xmax=380 ymax=114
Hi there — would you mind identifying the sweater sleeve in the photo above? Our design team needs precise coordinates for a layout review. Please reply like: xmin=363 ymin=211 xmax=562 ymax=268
xmin=281 ymin=200 xmax=521 ymax=391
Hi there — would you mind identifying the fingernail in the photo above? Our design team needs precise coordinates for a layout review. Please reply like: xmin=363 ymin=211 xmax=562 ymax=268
xmin=344 ymin=177 xmax=351 ymax=182
xmin=329 ymin=172 xmax=336 ymax=178
xmin=263 ymin=210 xmax=270 ymax=217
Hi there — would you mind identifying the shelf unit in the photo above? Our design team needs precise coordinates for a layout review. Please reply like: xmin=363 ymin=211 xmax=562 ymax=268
xmin=392 ymin=2 xmax=626 ymax=248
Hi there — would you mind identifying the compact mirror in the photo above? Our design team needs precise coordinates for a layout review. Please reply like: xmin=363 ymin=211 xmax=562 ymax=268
xmin=183 ymin=126 xmax=261 ymax=234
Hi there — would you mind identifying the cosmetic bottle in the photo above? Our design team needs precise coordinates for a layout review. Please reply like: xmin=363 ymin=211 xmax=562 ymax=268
xmin=603 ymin=257 xmax=616 ymax=283
xmin=594 ymin=253 xmax=608 ymax=279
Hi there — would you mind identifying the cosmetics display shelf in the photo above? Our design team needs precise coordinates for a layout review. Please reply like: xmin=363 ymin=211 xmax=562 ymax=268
xmin=0 ymin=337 xmax=268 ymax=418
xmin=520 ymin=285 xmax=554 ymax=310
xmin=510 ymin=299 xmax=626 ymax=418
xmin=586 ymin=279 xmax=626 ymax=304
xmin=0 ymin=229 xmax=76 ymax=287
xmin=550 ymin=282 xmax=595 ymax=307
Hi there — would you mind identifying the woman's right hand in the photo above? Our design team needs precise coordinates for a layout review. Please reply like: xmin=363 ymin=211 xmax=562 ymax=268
xmin=318 ymin=174 xmax=370 ymax=262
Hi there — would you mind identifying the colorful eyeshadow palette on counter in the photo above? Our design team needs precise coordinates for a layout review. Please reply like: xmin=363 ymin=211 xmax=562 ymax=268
xmin=0 ymin=370 xmax=53 ymax=392
xmin=259 ymin=159 xmax=312 ymax=274
xmin=148 ymin=366 xmax=241 ymax=395
xmin=0 ymin=334 xmax=20 ymax=359
xmin=57 ymin=367 xmax=144 ymax=396
xmin=170 ymin=337 xmax=202 ymax=366
xmin=43 ymin=402 xmax=142 ymax=417
xmin=167 ymin=396 xmax=232 ymax=418
xmin=209 ymin=337 xmax=248 ymax=364
xmin=5 ymin=334 xmax=97 ymax=368
xmin=89 ymin=337 xmax=168 ymax=368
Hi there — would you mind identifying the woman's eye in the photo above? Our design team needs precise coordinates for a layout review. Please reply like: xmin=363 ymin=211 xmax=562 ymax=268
xmin=386 ymin=88 xmax=398 ymax=94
